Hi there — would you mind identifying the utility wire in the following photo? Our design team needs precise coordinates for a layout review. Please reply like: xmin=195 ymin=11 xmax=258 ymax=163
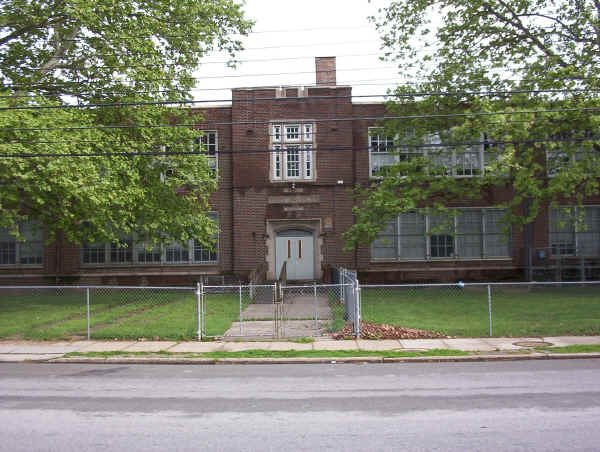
xmin=1 ymin=89 xmax=598 ymax=112
xmin=1 ymin=66 xmax=400 ymax=88
xmin=0 ymin=118 xmax=541 ymax=146
xmin=0 ymin=137 xmax=597 ymax=158
xmin=2 ymin=75 xmax=596 ymax=97
xmin=1 ymin=107 xmax=599 ymax=133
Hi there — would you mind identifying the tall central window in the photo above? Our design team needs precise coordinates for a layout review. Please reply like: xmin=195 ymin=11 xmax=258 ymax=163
xmin=271 ymin=122 xmax=315 ymax=181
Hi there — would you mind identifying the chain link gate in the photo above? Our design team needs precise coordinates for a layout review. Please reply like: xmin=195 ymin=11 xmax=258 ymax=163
xmin=198 ymin=281 xmax=358 ymax=339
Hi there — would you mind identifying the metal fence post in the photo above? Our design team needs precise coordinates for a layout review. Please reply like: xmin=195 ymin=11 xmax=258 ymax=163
xmin=196 ymin=282 xmax=202 ymax=341
xmin=86 ymin=287 xmax=90 ymax=340
xmin=355 ymin=279 xmax=361 ymax=338
xmin=313 ymin=281 xmax=318 ymax=336
xmin=487 ymin=284 xmax=493 ymax=337
xmin=239 ymin=285 xmax=243 ymax=336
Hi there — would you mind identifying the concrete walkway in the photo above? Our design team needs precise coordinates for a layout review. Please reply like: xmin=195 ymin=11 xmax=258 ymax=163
xmin=1 ymin=336 xmax=600 ymax=362
xmin=223 ymin=293 xmax=332 ymax=337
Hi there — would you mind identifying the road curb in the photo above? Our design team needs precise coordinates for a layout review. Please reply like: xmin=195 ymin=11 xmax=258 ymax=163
xmin=25 ymin=352 xmax=600 ymax=365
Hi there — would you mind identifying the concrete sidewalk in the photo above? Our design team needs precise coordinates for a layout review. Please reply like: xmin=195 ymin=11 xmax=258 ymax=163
xmin=1 ymin=336 xmax=600 ymax=363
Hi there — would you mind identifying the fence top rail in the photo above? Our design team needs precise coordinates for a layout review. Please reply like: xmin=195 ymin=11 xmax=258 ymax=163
xmin=281 ymin=283 xmax=353 ymax=289
xmin=0 ymin=285 xmax=196 ymax=290
xmin=203 ymin=284 xmax=276 ymax=289
xmin=361 ymin=280 xmax=600 ymax=288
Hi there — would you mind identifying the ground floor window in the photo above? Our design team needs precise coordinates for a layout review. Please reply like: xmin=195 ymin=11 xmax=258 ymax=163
xmin=371 ymin=208 xmax=511 ymax=260
xmin=82 ymin=214 xmax=219 ymax=265
xmin=0 ymin=222 xmax=43 ymax=266
xmin=550 ymin=206 xmax=600 ymax=257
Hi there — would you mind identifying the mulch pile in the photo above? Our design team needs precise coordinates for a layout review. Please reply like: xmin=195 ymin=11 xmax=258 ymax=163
xmin=332 ymin=321 xmax=447 ymax=340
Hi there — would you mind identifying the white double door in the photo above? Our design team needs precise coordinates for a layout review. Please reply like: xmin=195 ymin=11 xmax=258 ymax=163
xmin=275 ymin=230 xmax=314 ymax=280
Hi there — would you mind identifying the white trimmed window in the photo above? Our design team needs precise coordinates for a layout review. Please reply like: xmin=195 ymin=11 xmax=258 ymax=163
xmin=0 ymin=222 xmax=43 ymax=266
xmin=193 ymin=131 xmax=218 ymax=175
xmin=368 ymin=127 xmax=497 ymax=178
xmin=550 ymin=206 xmax=600 ymax=256
xmin=271 ymin=122 xmax=315 ymax=181
xmin=371 ymin=208 xmax=511 ymax=260
xmin=82 ymin=213 xmax=219 ymax=265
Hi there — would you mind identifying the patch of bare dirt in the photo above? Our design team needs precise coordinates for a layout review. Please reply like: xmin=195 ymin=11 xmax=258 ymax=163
xmin=333 ymin=321 xmax=447 ymax=340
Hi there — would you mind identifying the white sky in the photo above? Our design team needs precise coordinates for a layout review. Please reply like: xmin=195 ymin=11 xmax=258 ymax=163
xmin=193 ymin=0 xmax=398 ymax=104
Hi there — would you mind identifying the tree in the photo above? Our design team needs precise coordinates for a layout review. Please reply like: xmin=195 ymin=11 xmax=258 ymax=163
xmin=345 ymin=0 xmax=600 ymax=248
xmin=0 ymin=0 xmax=252 ymax=248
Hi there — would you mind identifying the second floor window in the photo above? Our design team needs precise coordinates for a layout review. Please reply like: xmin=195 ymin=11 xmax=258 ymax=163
xmin=193 ymin=131 xmax=218 ymax=175
xmin=271 ymin=122 xmax=315 ymax=181
xmin=368 ymin=127 xmax=498 ymax=178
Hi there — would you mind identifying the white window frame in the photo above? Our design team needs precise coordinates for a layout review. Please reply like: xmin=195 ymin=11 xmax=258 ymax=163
xmin=284 ymin=124 xmax=301 ymax=142
xmin=270 ymin=121 xmax=315 ymax=181
xmin=193 ymin=130 xmax=218 ymax=176
xmin=368 ymin=127 xmax=493 ymax=179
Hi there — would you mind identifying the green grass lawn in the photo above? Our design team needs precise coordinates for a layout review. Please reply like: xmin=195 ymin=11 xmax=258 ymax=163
xmin=2 ymin=285 xmax=600 ymax=340
xmin=0 ymin=289 xmax=241 ymax=340
xmin=361 ymin=285 xmax=600 ymax=337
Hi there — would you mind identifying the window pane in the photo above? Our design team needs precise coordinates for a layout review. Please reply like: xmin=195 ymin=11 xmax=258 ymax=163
xmin=110 ymin=238 xmax=133 ymax=263
xmin=429 ymin=214 xmax=454 ymax=258
xmin=286 ymin=147 xmax=300 ymax=177
xmin=19 ymin=222 xmax=43 ymax=264
xmin=399 ymin=212 xmax=426 ymax=259
xmin=83 ymin=243 xmax=106 ymax=264
xmin=456 ymin=150 xmax=481 ymax=176
xmin=550 ymin=208 xmax=576 ymax=255
xmin=136 ymin=243 xmax=162 ymax=263
xmin=285 ymin=125 xmax=300 ymax=141
xmin=194 ymin=213 xmax=218 ymax=263
xmin=303 ymin=144 xmax=312 ymax=179
xmin=0 ymin=228 xmax=16 ymax=265
xmin=456 ymin=210 xmax=482 ymax=258
xmin=579 ymin=207 xmax=600 ymax=256
xmin=166 ymin=242 xmax=189 ymax=263
xmin=484 ymin=209 xmax=510 ymax=257
xmin=371 ymin=220 xmax=397 ymax=259
xmin=273 ymin=125 xmax=282 ymax=142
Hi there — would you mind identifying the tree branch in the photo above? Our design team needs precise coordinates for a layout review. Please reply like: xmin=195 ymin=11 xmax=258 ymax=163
xmin=0 ymin=15 xmax=67 ymax=47
xmin=39 ymin=24 xmax=81 ymax=74
xmin=482 ymin=0 xmax=569 ymax=68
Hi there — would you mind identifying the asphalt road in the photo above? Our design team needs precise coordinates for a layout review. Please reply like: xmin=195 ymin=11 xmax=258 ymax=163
xmin=1 ymin=360 xmax=600 ymax=451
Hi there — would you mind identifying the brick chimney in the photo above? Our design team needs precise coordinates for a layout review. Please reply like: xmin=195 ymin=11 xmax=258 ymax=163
xmin=315 ymin=56 xmax=336 ymax=85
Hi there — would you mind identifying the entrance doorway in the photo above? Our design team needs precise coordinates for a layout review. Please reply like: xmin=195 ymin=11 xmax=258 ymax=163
xmin=275 ymin=229 xmax=314 ymax=280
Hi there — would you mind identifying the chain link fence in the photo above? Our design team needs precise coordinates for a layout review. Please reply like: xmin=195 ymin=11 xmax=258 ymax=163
xmin=200 ymin=284 xmax=276 ymax=338
xmin=360 ymin=281 xmax=600 ymax=337
xmin=3 ymin=280 xmax=598 ymax=341
xmin=0 ymin=285 xmax=197 ymax=341
xmin=278 ymin=284 xmax=348 ymax=338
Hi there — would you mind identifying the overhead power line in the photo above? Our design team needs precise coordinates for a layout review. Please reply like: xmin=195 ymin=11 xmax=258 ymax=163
xmin=1 ymin=107 xmax=599 ymax=133
xmin=0 ymin=89 xmax=597 ymax=112
xmin=0 ymin=137 xmax=597 ymax=158
xmin=1 ymin=66 xmax=399 ymax=88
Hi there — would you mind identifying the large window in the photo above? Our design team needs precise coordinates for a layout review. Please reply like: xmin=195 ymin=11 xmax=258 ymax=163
xmin=371 ymin=208 xmax=511 ymax=260
xmin=368 ymin=127 xmax=498 ymax=178
xmin=0 ymin=222 xmax=43 ymax=266
xmin=271 ymin=122 xmax=315 ymax=181
xmin=82 ymin=214 xmax=219 ymax=265
xmin=192 ymin=131 xmax=218 ymax=175
xmin=550 ymin=206 xmax=600 ymax=256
